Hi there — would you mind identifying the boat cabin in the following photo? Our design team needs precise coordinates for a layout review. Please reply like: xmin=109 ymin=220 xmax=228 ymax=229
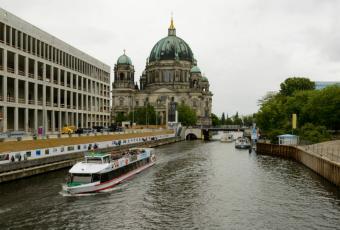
xmin=85 ymin=153 xmax=111 ymax=164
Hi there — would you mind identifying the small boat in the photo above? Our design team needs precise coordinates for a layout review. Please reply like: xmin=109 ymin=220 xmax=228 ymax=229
xmin=62 ymin=148 xmax=156 ymax=194
xmin=220 ymin=133 xmax=234 ymax=143
xmin=235 ymin=137 xmax=251 ymax=149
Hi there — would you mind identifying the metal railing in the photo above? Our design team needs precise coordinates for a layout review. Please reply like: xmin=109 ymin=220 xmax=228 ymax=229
xmin=7 ymin=67 xmax=14 ymax=73
xmin=301 ymin=144 xmax=340 ymax=163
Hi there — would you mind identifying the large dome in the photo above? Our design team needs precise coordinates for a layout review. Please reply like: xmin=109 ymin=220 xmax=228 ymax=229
xmin=148 ymin=19 xmax=194 ymax=63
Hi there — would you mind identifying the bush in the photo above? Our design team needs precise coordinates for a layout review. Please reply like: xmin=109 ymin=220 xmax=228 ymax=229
xmin=298 ymin=123 xmax=330 ymax=143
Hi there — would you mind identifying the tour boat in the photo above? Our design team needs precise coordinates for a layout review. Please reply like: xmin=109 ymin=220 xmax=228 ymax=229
xmin=220 ymin=133 xmax=234 ymax=143
xmin=235 ymin=137 xmax=251 ymax=149
xmin=62 ymin=148 xmax=156 ymax=194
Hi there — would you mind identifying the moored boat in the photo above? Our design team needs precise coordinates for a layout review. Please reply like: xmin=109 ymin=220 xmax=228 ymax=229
xmin=62 ymin=148 xmax=155 ymax=194
xmin=235 ymin=137 xmax=251 ymax=149
xmin=220 ymin=133 xmax=234 ymax=143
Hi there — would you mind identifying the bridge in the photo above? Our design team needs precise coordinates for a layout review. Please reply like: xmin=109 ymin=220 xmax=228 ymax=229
xmin=184 ymin=125 xmax=251 ymax=140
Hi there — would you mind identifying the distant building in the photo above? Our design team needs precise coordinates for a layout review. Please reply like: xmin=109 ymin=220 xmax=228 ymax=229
xmin=0 ymin=8 xmax=111 ymax=133
xmin=314 ymin=81 xmax=340 ymax=90
xmin=112 ymin=18 xmax=213 ymax=126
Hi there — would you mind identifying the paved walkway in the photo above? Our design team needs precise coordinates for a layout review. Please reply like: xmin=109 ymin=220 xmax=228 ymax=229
xmin=299 ymin=140 xmax=340 ymax=163
xmin=0 ymin=130 xmax=173 ymax=153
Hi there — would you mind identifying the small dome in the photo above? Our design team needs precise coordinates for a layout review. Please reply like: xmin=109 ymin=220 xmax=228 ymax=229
xmin=191 ymin=66 xmax=201 ymax=73
xmin=202 ymin=76 xmax=208 ymax=82
xmin=117 ymin=54 xmax=132 ymax=65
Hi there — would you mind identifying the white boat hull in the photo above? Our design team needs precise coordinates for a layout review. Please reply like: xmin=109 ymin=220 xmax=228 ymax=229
xmin=63 ymin=161 xmax=155 ymax=194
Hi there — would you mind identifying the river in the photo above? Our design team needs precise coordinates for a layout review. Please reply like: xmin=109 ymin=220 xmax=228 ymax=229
xmin=0 ymin=140 xmax=339 ymax=229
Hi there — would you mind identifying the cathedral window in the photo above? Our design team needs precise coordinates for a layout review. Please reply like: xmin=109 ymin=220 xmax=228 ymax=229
xmin=119 ymin=97 xmax=124 ymax=106
xmin=119 ymin=73 xmax=124 ymax=81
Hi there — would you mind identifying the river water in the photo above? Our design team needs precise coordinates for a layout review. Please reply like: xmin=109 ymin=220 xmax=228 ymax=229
xmin=0 ymin=140 xmax=340 ymax=229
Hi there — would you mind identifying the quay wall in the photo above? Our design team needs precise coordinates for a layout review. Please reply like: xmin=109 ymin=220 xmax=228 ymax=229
xmin=0 ymin=136 xmax=180 ymax=183
xmin=256 ymin=143 xmax=340 ymax=187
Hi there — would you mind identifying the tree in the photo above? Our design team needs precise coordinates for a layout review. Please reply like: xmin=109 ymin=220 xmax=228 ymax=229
xmin=225 ymin=114 xmax=233 ymax=125
xmin=211 ymin=113 xmax=220 ymax=126
xmin=232 ymin=112 xmax=243 ymax=125
xmin=128 ymin=105 xmax=156 ymax=125
xmin=242 ymin=114 xmax=254 ymax=127
xmin=177 ymin=103 xmax=197 ymax=126
xmin=280 ymin=77 xmax=315 ymax=96
xmin=221 ymin=112 xmax=225 ymax=125
xmin=116 ymin=112 xmax=127 ymax=123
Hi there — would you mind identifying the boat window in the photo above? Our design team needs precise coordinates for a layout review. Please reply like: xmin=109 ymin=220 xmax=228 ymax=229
xmin=92 ymin=174 xmax=100 ymax=182
xmin=73 ymin=174 xmax=92 ymax=183
xmin=86 ymin=157 xmax=103 ymax=163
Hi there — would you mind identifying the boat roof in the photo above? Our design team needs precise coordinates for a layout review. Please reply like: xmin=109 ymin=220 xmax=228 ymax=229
xmin=85 ymin=152 xmax=110 ymax=158
xmin=69 ymin=162 xmax=109 ymax=174
xmin=278 ymin=134 xmax=297 ymax=138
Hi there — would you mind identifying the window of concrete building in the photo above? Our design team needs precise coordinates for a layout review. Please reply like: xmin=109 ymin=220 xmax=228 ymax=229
xmin=45 ymin=43 xmax=48 ymax=60
xmin=11 ymin=28 xmax=16 ymax=47
xmin=17 ymin=31 xmax=21 ymax=49
xmin=73 ymin=74 xmax=76 ymax=89
xmin=28 ymin=58 xmax=34 ymax=78
xmin=37 ymin=62 xmax=43 ymax=80
xmin=0 ymin=23 xmax=4 ymax=43
xmin=28 ymin=82 xmax=34 ymax=104
xmin=60 ymin=70 xmax=65 ymax=86
xmin=48 ymin=46 xmax=53 ymax=61
xmin=23 ymin=33 xmax=27 ymax=51
xmin=37 ymin=84 xmax=43 ymax=105
xmin=32 ymin=37 xmax=36 ymax=55
xmin=53 ymin=67 xmax=58 ymax=84
xmin=18 ymin=55 xmax=25 ymax=76
xmin=41 ymin=42 xmax=45 ymax=58
xmin=62 ymin=52 xmax=66 ymax=66
xmin=46 ymin=86 xmax=51 ymax=106
xmin=53 ymin=88 xmax=58 ymax=107
xmin=7 ymin=51 xmax=15 ymax=73
xmin=78 ymin=75 xmax=81 ymax=90
xmin=52 ymin=47 xmax=56 ymax=62
xmin=5 ymin=25 xmax=10 ymax=45
xmin=37 ymin=40 xmax=41 ymax=56
xmin=46 ymin=65 xmax=51 ymax=82
xmin=0 ymin=48 xmax=3 ymax=70
xmin=18 ymin=80 xmax=25 ymax=103
xmin=27 ymin=35 xmax=31 ymax=53
xmin=66 ymin=72 xmax=71 ymax=87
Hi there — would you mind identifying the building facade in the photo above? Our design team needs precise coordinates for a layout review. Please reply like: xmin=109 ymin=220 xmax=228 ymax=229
xmin=0 ymin=8 xmax=111 ymax=134
xmin=112 ymin=18 xmax=212 ymax=126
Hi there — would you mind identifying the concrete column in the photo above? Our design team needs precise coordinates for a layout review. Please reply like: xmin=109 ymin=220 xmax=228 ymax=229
xmin=25 ymin=81 xmax=28 ymax=104
xmin=58 ymin=111 xmax=62 ymax=132
xmin=50 ymin=87 xmax=54 ymax=107
xmin=9 ymin=27 xmax=12 ymax=46
xmin=3 ymin=106 xmax=7 ymax=132
xmin=43 ymin=109 xmax=47 ymax=133
xmin=14 ymin=78 xmax=18 ymax=103
xmin=57 ymin=88 xmax=61 ymax=107
xmin=14 ymin=107 xmax=18 ymax=131
xmin=15 ymin=30 xmax=18 ymax=48
xmin=42 ymin=63 xmax=46 ymax=81
xmin=34 ymin=83 xmax=38 ymax=105
xmin=14 ymin=53 xmax=18 ymax=75
xmin=64 ymin=90 xmax=67 ymax=108
xmin=42 ymin=85 xmax=46 ymax=106
xmin=51 ymin=66 xmax=54 ymax=84
xmin=34 ymin=60 xmax=38 ymax=79
xmin=51 ymin=110 xmax=55 ymax=133
xmin=25 ymin=56 xmax=28 ymax=76
xmin=34 ymin=109 xmax=38 ymax=132
xmin=3 ymin=75 xmax=7 ymax=102
xmin=24 ymin=108 xmax=28 ymax=132
xmin=57 ymin=68 xmax=61 ymax=84
xmin=70 ymin=91 xmax=73 ymax=109
xmin=3 ymin=49 xmax=7 ymax=72
xmin=75 ymin=93 xmax=78 ymax=110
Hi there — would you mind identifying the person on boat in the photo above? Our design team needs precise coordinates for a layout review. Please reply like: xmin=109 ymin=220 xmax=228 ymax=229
xmin=94 ymin=144 xmax=98 ymax=150
xmin=10 ymin=155 xmax=14 ymax=162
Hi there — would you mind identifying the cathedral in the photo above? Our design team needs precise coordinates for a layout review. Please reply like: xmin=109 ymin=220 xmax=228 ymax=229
xmin=111 ymin=18 xmax=213 ymax=126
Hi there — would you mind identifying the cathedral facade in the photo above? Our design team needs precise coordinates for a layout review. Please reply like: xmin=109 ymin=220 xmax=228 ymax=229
xmin=112 ymin=19 xmax=213 ymax=126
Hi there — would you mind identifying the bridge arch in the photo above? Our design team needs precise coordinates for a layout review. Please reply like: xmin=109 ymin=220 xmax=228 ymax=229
xmin=186 ymin=133 xmax=197 ymax=140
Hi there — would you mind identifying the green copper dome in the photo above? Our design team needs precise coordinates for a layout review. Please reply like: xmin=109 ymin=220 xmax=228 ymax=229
xmin=191 ymin=66 xmax=201 ymax=73
xmin=117 ymin=54 xmax=132 ymax=65
xmin=149 ymin=21 xmax=194 ymax=63
xmin=202 ymin=76 xmax=208 ymax=82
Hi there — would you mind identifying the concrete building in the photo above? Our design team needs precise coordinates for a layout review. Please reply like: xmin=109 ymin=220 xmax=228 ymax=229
xmin=0 ymin=8 xmax=111 ymax=134
xmin=112 ymin=18 xmax=213 ymax=126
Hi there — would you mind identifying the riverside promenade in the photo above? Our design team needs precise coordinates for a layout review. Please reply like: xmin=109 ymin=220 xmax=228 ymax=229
xmin=256 ymin=141 xmax=340 ymax=187
xmin=0 ymin=129 xmax=178 ymax=182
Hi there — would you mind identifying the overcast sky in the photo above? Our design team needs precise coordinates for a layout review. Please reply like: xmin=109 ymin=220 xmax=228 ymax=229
xmin=1 ymin=0 xmax=339 ymax=117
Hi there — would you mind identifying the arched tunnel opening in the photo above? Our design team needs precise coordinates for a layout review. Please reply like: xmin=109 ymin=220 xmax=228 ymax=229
xmin=186 ymin=133 xmax=197 ymax=140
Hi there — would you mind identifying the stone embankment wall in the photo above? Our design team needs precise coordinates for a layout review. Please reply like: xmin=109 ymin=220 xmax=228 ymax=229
xmin=256 ymin=143 xmax=340 ymax=187
xmin=0 ymin=137 xmax=180 ymax=183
